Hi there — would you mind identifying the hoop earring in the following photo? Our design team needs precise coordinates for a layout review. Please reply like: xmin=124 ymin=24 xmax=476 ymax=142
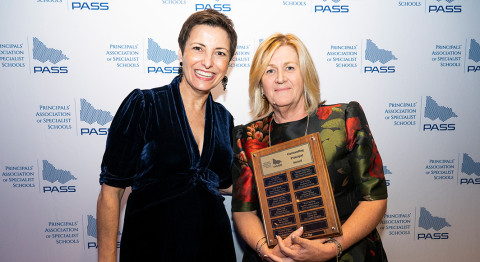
xmin=222 ymin=76 xmax=228 ymax=91
xmin=178 ymin=62 xmax=183 ymax=78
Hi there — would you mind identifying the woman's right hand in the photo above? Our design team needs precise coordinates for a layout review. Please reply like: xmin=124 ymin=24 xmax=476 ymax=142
xmin=261 ymin=227 xmax=304 ymax=262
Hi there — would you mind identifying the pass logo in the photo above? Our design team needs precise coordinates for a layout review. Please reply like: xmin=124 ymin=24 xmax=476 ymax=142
xmin=42 ymin=160 xmax=77 ymax=193
xmin=428 ymin=0 xmax=461 ymax=13
xmin=315 ymin=0 xmax=349 ymax=13
xmin=364 ymin=39 xmax=397 ymax=74
xmin=71 ymin=2 xmax=109 ymax=10
xmin=32 ymin=37 xmax=69 ymax=74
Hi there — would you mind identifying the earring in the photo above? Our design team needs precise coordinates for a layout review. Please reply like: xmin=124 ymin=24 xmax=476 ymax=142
xmin=222 ymin=76 xmax=228 ymax=91
xmin=178 ymin=62 xmax=183 ymax=78
xmin=260 ymin=83 xmax=266 ymax=99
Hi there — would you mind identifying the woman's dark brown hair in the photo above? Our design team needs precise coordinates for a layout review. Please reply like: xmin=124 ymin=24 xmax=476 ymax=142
xmin=178 ymin=9 xmax=237 ymax=61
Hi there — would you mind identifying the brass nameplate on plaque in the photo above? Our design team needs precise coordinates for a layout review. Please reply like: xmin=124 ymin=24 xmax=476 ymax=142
xmin=251 ymin=132 xmax=342 ymax=246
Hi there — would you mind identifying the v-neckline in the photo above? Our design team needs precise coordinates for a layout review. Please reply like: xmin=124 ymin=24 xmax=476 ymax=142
xmin=173 ymin=80 xmax=213 ymax=164
xmin=184 ymin=102 xmax=208 ymax=158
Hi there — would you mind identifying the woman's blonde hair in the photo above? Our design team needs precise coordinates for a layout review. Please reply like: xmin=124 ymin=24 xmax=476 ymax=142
xmin=249 ymin=33 xmax=321 ymax=117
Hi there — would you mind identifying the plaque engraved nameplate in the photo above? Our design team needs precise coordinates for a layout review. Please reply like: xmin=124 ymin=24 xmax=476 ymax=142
xmin=251 ymin=132 xmax=342 ymax=246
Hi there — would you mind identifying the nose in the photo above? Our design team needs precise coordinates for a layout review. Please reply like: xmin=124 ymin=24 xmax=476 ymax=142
xmin=202 ymin=53 xmax=213 ymax=68
xmin=275 ymin=70 xmax=285 ymax=84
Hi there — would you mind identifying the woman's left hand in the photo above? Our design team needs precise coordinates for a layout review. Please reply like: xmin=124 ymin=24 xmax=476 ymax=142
xmin=275 ymin=232 xmax=337 ymax=262
xmin=276 ymin=199 xmax=388 ymax=261
xmin=262 ymin=227 xmax=303 ymax=262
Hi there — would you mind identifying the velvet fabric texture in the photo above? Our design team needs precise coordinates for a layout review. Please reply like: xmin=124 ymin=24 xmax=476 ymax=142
xmin=100 ymin=76 xmax=236 ymax=261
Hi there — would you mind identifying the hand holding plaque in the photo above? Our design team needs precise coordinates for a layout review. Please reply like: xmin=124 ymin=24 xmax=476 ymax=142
xmin=251 ymin=132 xmax=342 ymax=246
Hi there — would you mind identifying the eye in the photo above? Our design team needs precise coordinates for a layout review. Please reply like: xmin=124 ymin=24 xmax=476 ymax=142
xmin=216 ymin=50 xmax=227 ymax=56
xmin=265 ymin=68 xmax=275 ymax=74
xmin=286 ymin=66 xmax=295 ymax=71
xmin=193 ymin=46 xmax=203 ymax=51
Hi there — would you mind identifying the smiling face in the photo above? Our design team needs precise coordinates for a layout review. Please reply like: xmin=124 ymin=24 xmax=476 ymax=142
xmin=178 ymin=24 xmax=231 ymax=94
xmin=261 ymin=45 xmax=305 ymax=112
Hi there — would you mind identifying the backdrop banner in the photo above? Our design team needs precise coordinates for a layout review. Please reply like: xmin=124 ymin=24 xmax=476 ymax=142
xmin=1 ymin=1 xmax=479 ymax=261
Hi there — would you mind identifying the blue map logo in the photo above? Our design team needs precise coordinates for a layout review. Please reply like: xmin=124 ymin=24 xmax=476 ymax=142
xmin=80 ymin=99 xmax=114 ymax=126
xmin=436 ymin=0 xmax=456 ymax=3
xmin=42 ymin=160 xmax=77 ymax=184
xmin=461 ymin=153 xmax=480 ymax=176
xmin=383 ymin=166 xmax=392 ymax=186
xmin=86 ymin=214 xmax=121 ymax=249
xmin=147 ymin=38 xmax=178 ymax=64
xmin=383 ymin=166 xmax=392 ymax=175
xmin=424 ymin=96 xmax=457 ymax=122
xmin=468 ymin=39 xmax=480 ymax=63
xmin=418 ymin=207 xmax=451 ymax=231
xmin=86 ymin=214 xmax=120 ymax=239
xmin=32 ymin=37 xmax=69 ymax=64
xmin=365 ymin=39 xmax=397 ymax=64
xmin=87 ymin=215 xmax=97 ymax=238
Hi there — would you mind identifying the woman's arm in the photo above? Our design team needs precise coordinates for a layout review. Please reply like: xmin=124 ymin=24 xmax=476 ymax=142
xmin=96 ymin=183 xmax=125 ymax=262
xmin=233 ymin=211 xmax=303 ymax=262
xmin=233 ymin=211 xmax=266 ymax=252
xmin=334 ymin=199 xmax=387 ymax=251
xmin=218 ymin=185 xmax=233 ymax=195
xmin=277 ymin=199 xmax=387 ymax=262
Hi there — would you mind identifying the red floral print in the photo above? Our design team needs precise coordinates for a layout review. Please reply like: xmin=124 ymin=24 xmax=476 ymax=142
xmin=255 ymin=120 xmax=264 ymax=130
xmin=244 ymin=138 xmax=267 ymax=161
xmin=254 ymin=131 xmax=264 ymax=141
xmin=369 ymin=140 xmax=385 ymax=179
xmin=238 ymin=150 xmax=247 ymax=163
xmin=246 ymin=123 xmax=256 ymax=137
xmin=346 ymin=116 xmax=362 ymax=150
xmin=234 ymin=165 xmax=257 ymax=203
xmin=316 ymin=104 xmax=341 ymax=120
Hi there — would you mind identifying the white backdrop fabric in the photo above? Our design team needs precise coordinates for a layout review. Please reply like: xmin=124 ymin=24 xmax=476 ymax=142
xmin=1 ymin=0 xmax=479 ymax=261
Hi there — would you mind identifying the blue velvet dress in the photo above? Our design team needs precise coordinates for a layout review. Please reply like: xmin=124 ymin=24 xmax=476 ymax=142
xmin=99 ymin=76 xmax=236 ymax=261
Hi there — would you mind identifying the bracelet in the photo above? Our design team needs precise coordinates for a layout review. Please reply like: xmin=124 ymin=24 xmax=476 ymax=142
xmin=255 ymin=236 xmax=266 ymax=252
xmin=256 ymin=239 xmax=267 ymax=257
xmin=324 ymin=238 xmax=343 ymax=259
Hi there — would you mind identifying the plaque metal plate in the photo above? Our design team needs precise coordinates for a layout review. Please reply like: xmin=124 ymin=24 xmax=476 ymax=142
xmin=251 ymin=132 xmax=342 ymax=246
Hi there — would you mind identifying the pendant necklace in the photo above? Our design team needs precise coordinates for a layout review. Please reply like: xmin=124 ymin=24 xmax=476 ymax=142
xmin=268 ymin=113 xmax=310 ymax=147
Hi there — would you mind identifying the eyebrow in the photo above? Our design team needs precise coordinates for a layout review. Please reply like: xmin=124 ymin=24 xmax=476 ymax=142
xmin=267 ymin=61 xmax=298 ymax=67
xmin=190 ymin=42 xmax=229 ymax=50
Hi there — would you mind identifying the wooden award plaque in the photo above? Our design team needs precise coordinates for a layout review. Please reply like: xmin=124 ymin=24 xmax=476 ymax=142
xmin=251 ymin=132 xmax=342 ymax=246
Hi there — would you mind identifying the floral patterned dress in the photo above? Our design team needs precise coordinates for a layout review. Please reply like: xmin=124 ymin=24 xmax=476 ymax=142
xmin=232 ymin=101 xmax=388 ymax=262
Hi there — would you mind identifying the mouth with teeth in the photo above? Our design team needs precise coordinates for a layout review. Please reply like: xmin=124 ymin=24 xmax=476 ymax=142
xmin=195 ymin=70 xmax=215 ymax=80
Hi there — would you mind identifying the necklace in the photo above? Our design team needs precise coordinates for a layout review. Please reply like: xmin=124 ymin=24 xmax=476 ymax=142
xmin=268 ymin=113 xmax=310 ymax=147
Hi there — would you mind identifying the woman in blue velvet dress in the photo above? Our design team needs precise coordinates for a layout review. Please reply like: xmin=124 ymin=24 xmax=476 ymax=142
xmin=96 ymin=9 xmax=237 ymax=262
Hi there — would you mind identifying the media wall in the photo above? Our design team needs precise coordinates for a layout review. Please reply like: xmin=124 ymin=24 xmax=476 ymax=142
xmin=1 ymin=1 xmax=479 ymax=261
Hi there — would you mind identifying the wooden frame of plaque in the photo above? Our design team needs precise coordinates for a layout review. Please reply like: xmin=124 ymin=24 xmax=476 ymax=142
xmin=251 ymin=132 xmax=342 ymax=246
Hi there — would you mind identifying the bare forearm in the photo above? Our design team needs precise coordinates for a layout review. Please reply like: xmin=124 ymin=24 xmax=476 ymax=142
xmin=233 ymin=211 xmax=267 ymax=250
xmin=218 ymin=185 xmax=233 ymax=195
xmin=97 ymin=184 xmax=124 ymax=262
xmin=335 ymin=199 xmax=387 ymax=250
